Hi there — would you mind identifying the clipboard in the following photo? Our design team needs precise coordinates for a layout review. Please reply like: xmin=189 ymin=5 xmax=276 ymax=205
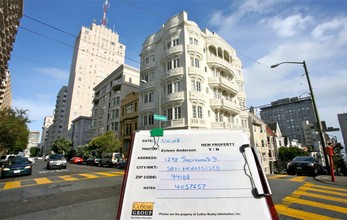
xmin=117 ymin=129 xmax=278 ymax=220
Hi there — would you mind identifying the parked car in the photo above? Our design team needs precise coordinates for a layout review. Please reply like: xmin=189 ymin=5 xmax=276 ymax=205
xmin=287 ymin=156 xmax=323 ymax=176
xmin=1 ymin=156 xmax=32 ymax=178
xmin=85 ymin=157 xmax=101 ymax=166
xmin=0 ymin=155 xmax=16 ymax=166
xmin=99 ymin=152 xmax=124 ymax=167
xmin=70 ymin=157 xmax=84 ymax=164
xmin=115 ymin=159 xmax=127 ymax=169
xmin=44 ymin=154 xmax=50 ymax=161
xmin=47 ymin=154 xmax=67 ymax=170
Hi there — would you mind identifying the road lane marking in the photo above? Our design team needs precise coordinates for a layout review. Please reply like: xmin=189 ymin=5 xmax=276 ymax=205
xmin=289 ymin=176 xmax=307 ymax=182
xmin=78 ymin=173 xmax=98 ymax=179
xmin=275 ymin=204 xmax=340 ymax=220
xmin=293 ymin=190 xmax=347 ymax=204
xmin=0 ymin=171 xmax=125 ymax=190
xmin=283 ymin=196 xmax=347 ymax=214
xmin=34 ymin=177 xmax=53 ymax=184
xmin=96 ymin=171 xmax=121 ymax=177
xmin=313 ymin=184 xmax=347 ymax=192
xmin=4 ymin=181 xmax=21 ymax=190
xmin=58 ymin=175 xmax=79 ymax=181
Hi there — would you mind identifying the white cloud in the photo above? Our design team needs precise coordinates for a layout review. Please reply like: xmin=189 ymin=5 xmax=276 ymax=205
xmin=12 ymin=97 xmax=55 ymax=132
xmin=311 ymin=17 xmax=347 ymax=45
xmin=262 ymin=14 xmax=313 ymax=38
xmin=37 ymin=67 xmax=69 ymax=81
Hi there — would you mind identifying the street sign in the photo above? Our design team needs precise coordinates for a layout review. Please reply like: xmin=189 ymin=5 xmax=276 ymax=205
xmin=154 ymin=114 xmax=167 ymax=121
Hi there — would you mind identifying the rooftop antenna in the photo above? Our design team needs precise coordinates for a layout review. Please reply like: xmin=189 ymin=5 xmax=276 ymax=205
xmin=102 ymin=0 xmax=110 ymax=27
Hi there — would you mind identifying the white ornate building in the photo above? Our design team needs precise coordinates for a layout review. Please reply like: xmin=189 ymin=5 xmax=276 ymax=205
xmin=138 ymin=11 xmax=248 ymax=133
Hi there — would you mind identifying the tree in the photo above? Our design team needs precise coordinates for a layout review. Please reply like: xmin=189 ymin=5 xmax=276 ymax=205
xmin=88 ymin=131 xmax=120 ymax=156
xmin=51 ymin=138 xmax=72 ymax=154
xmin=278 ymin=146 xmax=309 ymax=171
xmin=0 ymin=108 xmax=30 ymax=155
xmin=30 ymin=147 xmax=39 ymax=157
xmin=76 ymin=145 xmax=90 ymax=158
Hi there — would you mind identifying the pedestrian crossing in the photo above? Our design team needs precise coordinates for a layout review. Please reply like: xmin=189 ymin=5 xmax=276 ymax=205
xmin=268 ymin=175 xmax=347 ymax=219
xmin=0 ymin=171 xmax=124 ymax=190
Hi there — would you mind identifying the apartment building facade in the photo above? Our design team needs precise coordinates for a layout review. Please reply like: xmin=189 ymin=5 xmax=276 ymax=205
xmin=138 ymin=11 xmax=248 ymax=133
xmin=46 ymin=86 xmax=68 ymax=151
xmin=0 ymin=0 xmax=23 ymax=109
xmin=40 ymin=116 xmax=54 ymax=154
xmin=120 ymin=92 xmax=139 ymax=156
xmin=0 ymin=70 xmax=11 ymax=109
xmin=63 ymin=21 xmax=125 ymax=138
xmin=71 ymin=116 xmax=92 ymax=149
xmin=260 ymin=96 xmax=317 ymax=146
xmin=248 ymin=110 xmax=270 ymax=174
xmin=91 ymin=64 xmax=139 ymax=139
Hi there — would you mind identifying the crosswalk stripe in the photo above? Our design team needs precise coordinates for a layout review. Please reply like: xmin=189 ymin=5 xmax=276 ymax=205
xmin=34 ymin=177 xmax=53 ymax=184
xmin=283 ymin=196 xmax=347 ymax=214
xmin=58 ymin=175 xmax=79 ymax=181
xmin=313 ymin=184 xmax=347 ymax=193
xmin=289 ymin=176 xmax=306 ymax=182
xmin=78 ymin=173 xmax=98 ymax=179
xmin=4 ymin=181 xmax=21 ymax=189
xmin=275 ymin=204 xmax=340 ymax=220
xmin=293 ymin=190 xmax=347 ymax=204
xmin=306 ymin=187 xmax=347 ymax=197
xmin=96 ymin=171 xmax=121 ymax=177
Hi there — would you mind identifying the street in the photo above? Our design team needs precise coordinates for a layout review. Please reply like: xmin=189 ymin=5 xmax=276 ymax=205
xmin=0 ymin=160 xmax=346 ymax=219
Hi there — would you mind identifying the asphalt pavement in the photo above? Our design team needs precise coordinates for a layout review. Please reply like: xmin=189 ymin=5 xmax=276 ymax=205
xmin=315 ymin=175 xmax=347 ymax=187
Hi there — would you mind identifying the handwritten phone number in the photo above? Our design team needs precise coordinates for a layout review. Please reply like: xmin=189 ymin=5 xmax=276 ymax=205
xmin=174 ymin=183 xmax=206 ymax=190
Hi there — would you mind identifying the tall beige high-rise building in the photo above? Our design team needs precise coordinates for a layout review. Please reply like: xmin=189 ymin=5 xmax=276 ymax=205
xmin=63 ymin=8 xmax=125 ymax=138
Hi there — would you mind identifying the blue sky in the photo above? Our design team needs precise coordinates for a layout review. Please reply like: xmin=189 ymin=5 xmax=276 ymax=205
xmin=9 ymin=0 xmax=347 ymax=144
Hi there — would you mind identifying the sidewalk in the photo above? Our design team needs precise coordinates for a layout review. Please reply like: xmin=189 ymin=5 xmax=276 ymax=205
xmin=314 ymin=175 xmax=347 ymax=187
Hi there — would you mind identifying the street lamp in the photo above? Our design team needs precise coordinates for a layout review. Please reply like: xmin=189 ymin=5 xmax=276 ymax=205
xmin=140 ymin=79 xmax=162 ymax=128
xmin=271 ymin=61 xmax=330 ymax=173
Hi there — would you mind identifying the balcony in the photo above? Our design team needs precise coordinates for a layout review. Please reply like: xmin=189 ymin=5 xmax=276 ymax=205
xmin=208 ymin=77 xmax=238 ymax=95
xmin=162 ymin=67 xmax=184 ymax=82
xmin=164 ymin=118 xmax=186 ymax=128
xmin=209 ymin=98 xmax=241 ymax=114
xmin=161 ymin=45 xmax=183 ymax=62
xmin=140 ymin=62 xmax=156 ymax=72
xmin=211 ymin=122 xmax=243 ymax=129
xmin=187 ymin=44 xmax=204 ymax=57
xmin=188 ymin=67 xmax=205 ymax=81
xmin=162 ymin=91 xmax=184 ymax=105
xmin=139 ymin=102 xmax=156 ymax=113
xmin=189 ymin=91 xmax=207 ymax=104
xmin=190 ymin=118 xmax=207 ymax=127
xmin=112 ymin=80 xmax=122 ymax=91
xmin=206 ymin=55 xmax=235 ymax=76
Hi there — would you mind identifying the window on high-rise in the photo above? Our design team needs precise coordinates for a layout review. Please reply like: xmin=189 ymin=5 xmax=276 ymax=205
xmin=193 ymin=105 xmax=203 ymax=119
xmin=167 ymin=108 xmax=173 ymax=120
xmin=126 ymin=104 xmax=133 ymax=114
xmin=167 ymin=59 xmax=179 ymax=70
xmin=174 ymin=107 xmax=182 ymax=119
xmin=173 ymin=39 xmax=179 ymax=46
xmin=167 ymin=84 xmax=172 ymax=94
xmin=174 ymin=81 xmax=180 ymax=92
xmin=173 ymin=59 xmax=179 ymax=68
